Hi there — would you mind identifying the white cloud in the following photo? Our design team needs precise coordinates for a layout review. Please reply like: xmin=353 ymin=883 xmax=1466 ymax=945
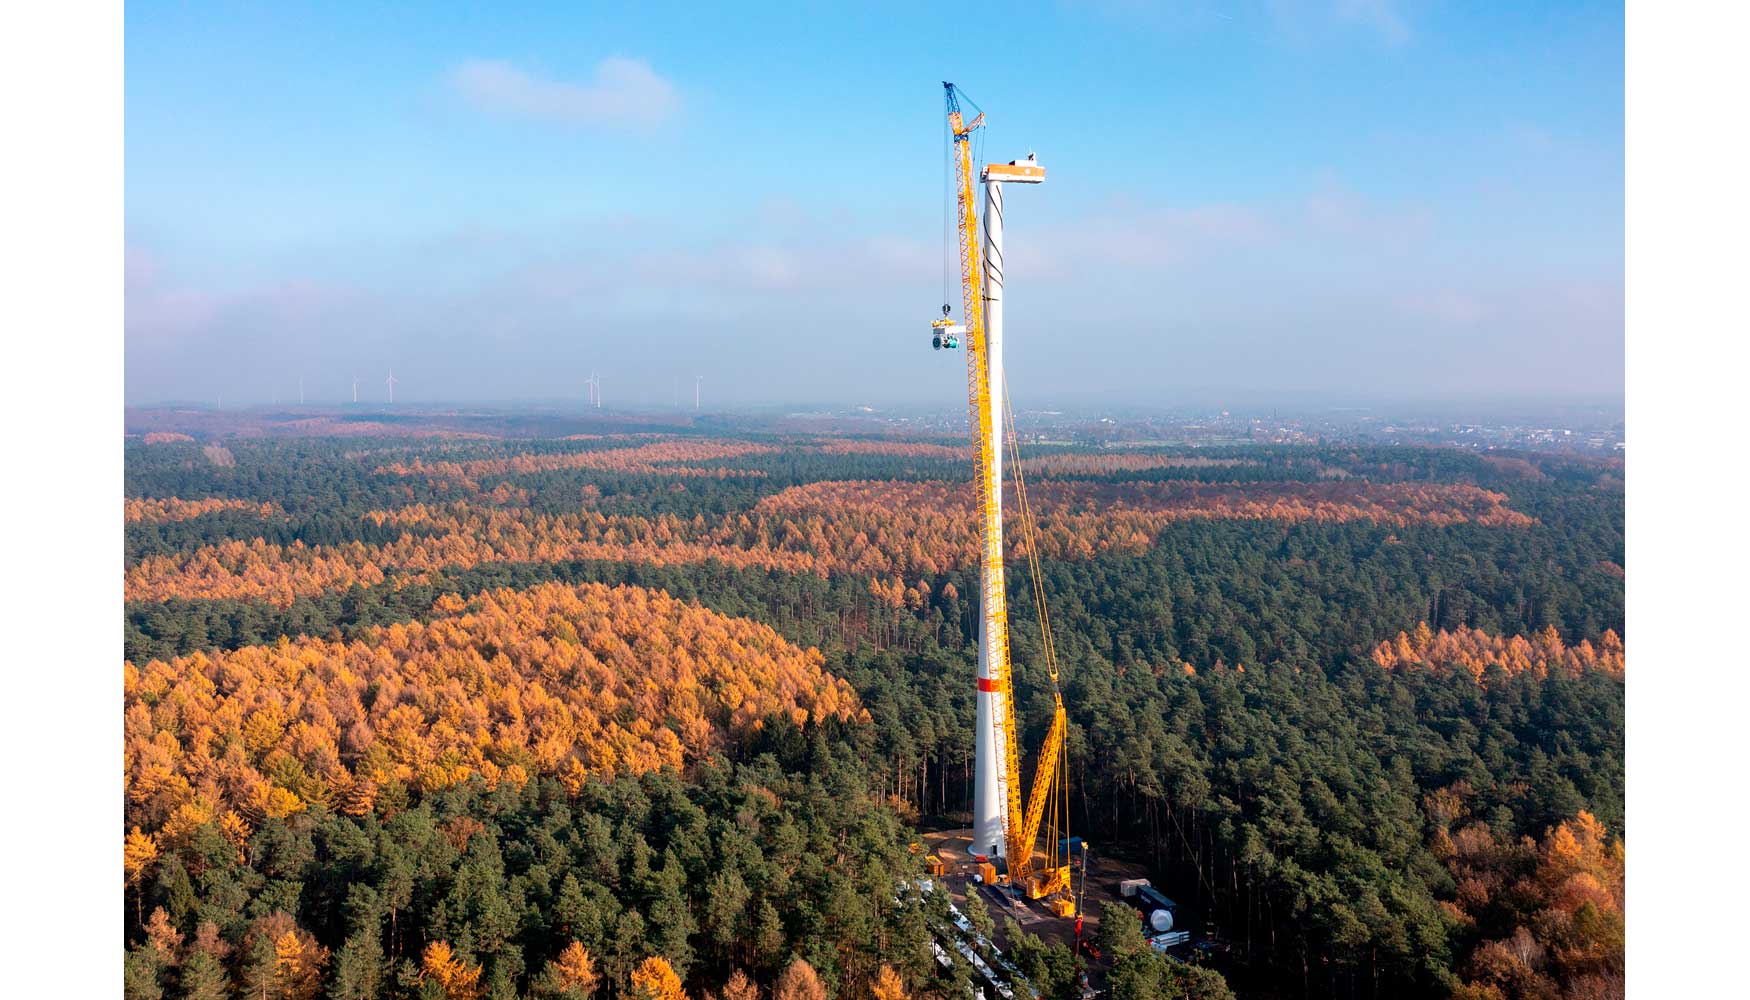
xmin=125 ymin=249 xmax=219 ymax=344
xmin=448 ymin=57 xmax=679 ymax=127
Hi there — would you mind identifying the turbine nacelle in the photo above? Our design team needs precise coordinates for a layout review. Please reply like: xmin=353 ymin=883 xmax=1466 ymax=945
xmin=930 ymin=317 xmax=965 ymax=351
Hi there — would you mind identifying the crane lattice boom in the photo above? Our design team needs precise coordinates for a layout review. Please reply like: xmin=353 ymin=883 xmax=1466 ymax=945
xmin=938 ymin=82 xmax=1069 ymax=901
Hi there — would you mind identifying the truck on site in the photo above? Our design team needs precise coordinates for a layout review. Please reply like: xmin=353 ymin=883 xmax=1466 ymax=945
xmin=1120 ymin=878 xmax=1190 ymax=949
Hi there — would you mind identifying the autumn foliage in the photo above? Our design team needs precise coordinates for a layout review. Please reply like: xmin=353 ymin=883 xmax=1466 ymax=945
xmin=814 ymin=439 xmax=971 ymax=459
xmin=720 ymin=970 xmax=759 ymax=1000
xmin=1371 ymin=623 xmax=1624 ymax=686
xmin=124 ymin=581 xmax=863 ymax=840
xmin=377 ymin=439 xmax=777 ymax=488
xmin=118 ymin=428 xmax=1620 ymax=1000
xmin=423 ymin=941 xmax=485 ymax=1000
xmin=629 ymin=956 xmax=687 ymax=1000
xmin=750 ymin=478 xmax=1534 ymax=573
xmin=1017 ymin=453 xmax=1253 ymax=475
xmin=127 ymin=536 xmax=390 ymax=605
xmin=1478 ymin=455 xmax=1549 ymax=482
xmin=774 ymin=959 xmax=826 ymax=1000
xmin=126 ymin=478 xmax=1533 ymax=606
xmin=765 ymin=478 xmax=1532 ymax=528
xmin=124 ymin=496 xmax=278 ymax=524
xmin=543 ymin=942 xmax=600 ymax=996
xmin=125 ymin=506 xmax=817 ymax=605
xmin=871 ymin=965 xmax=908 ymax=1000
xmin=1429 ymin=793 xmax=1625 ymax=1000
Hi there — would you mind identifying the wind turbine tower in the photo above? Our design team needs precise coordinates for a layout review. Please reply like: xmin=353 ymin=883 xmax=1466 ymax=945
xmin=934 ymin=83 xmax=1056 ymax=871
xmin=299 ymin=377 xmax=305 ymax=406
xmin=386 ymin=370 xmax=398 ymax=404
xmin=352 ymin=373 xmax=359 ymax=404
xmin=694 ymin=375 xmax=703 ymax=411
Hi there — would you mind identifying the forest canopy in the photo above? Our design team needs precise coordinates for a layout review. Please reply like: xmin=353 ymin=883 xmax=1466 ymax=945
xmin=126 ymin=581 xmax=863 ymax=837
xmin=121 ymin=430 xmax=1624 ymax=1000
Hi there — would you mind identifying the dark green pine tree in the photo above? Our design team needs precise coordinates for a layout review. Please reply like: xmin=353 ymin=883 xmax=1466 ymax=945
xmin=175 ymin=949 xmax=228 ymax=1000
xmin=328 ymin=928 xmax=385 ymax=1000
xmin=646 ymin=849 xmax=697 ymax=976
xmin=237 ymin=925 xmax=280 ymax=1000
xmin=604 ymin=909 xmax=647 ymax=989
xmin=123 ymin=945 xmax=166 ymax=1000
xmin=704 ymin=867 xmax=752 ymax=962
xmin=752 ymin=899 xmax=786 ymax=972
xmin=553 ymin=873 xmax=592 ymax=944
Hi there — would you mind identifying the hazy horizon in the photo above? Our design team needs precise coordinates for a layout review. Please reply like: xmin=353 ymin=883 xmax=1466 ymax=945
xmin=123 ymin=391 xmax=1626 ymax=428
xmin=125 ymin=3 xmax=1624 ymax=409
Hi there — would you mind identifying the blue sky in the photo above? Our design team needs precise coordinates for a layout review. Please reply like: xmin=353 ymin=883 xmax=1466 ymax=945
xmin=124 ymin=1 xmax=1623 ymax=408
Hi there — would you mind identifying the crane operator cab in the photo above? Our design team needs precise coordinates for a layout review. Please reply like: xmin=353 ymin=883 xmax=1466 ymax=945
xmin=931 ymin=305 xmax=964 ymax=350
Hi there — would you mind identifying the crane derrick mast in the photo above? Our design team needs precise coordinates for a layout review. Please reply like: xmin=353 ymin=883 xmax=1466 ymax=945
xmin=936 ymin=83 xmax=1070 ymax=907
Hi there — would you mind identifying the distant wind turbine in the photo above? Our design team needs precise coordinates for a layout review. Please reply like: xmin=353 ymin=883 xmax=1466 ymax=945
xmin=352 ymin=373 xmax=359 ymax=404
xmin=694 ymin=375 xmax=703 ymax=411
xmin=298 ymin=377 xmax=304 ymax=406
xmin=386 ymin=370 xmax=398 ymax=404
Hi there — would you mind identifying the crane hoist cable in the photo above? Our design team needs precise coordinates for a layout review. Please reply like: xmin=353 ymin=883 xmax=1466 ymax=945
xmin=940 ymin=85 xmax=959 ymax=321
xmin=1002 ymin=375 xmax=1059 ymax=689
xmin=1003 ymin=375 xmax=1071 ymax=884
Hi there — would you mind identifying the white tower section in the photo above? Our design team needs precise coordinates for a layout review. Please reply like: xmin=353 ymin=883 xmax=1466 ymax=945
xmin=971 ymin=175 xmax=1010 ymax=860
xmin=970 ymin=154 xmax=1042 ymax=862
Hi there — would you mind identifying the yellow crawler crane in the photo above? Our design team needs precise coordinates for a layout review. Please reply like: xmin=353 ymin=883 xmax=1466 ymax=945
xmin=1006 ymin=380 xmax=1071 ymax=904
xmin=938 ymin=81 xmax=1072 ymax=912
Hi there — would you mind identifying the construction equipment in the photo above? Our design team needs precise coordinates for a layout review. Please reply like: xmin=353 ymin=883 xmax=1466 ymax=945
xmin=934 ymin=81 xmax=1072 ymax=912
xmin=932 ymin=306 xmax=964 ymax=350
